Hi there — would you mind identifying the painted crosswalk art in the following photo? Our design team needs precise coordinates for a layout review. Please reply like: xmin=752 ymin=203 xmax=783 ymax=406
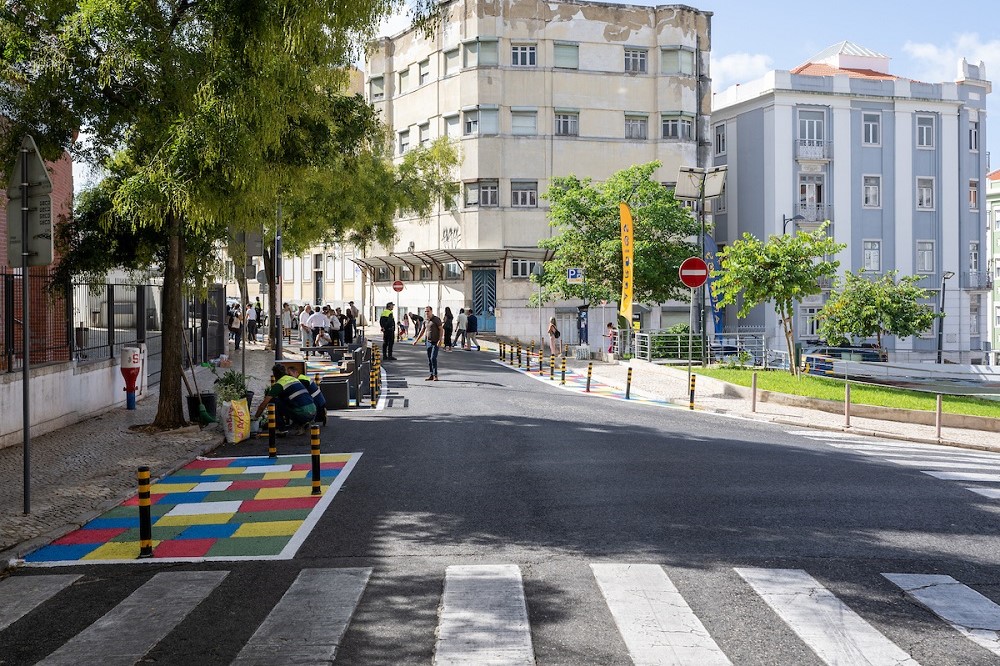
xmin=788 ymin=429 xmax=1000 ymax=500
xmin=8 ymin=563 xmax=1000 ymax=664
xmin=23 ymin=453 xmax=361 ymax=564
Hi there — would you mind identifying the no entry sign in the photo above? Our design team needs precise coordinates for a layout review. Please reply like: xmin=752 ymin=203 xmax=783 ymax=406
xmin=678 ymin=257 xmax=709 ymax=289
xmin=392 ymin=280 xmax=404 ymax=293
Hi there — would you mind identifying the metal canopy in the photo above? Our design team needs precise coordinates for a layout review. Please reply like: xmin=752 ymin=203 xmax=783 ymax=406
xmin=351 ymin=247 xmax=554 ymax=277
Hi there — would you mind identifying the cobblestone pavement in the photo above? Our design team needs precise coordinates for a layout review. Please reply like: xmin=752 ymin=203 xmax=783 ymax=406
xmin=0 ymin=347 xmax=276 ymax=566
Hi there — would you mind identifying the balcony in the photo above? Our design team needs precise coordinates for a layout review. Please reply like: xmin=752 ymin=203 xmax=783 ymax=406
xmin=796 ymin=139 xmax=831 ymax=161
xmin=962 ymin=271 xmax=992 ymax=290
xmin=796 ymin=204 xmax=833 ymax=225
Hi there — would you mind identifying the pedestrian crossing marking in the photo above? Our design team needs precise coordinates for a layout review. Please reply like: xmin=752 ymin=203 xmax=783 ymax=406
xmin=0 ymin=574 xmax=81 ymax=632
xmin=885 ymin=573 xmax=1000 ymax=658
xmin=735 ymin=567 xmax=919 ymax=666
xmin=435 ymin=564 xmax=534 ymax=665
xmin=36 ymin=571 xmax=227 ymax=666
xmin=924 ymin=470 xmax=1000 ymax=483
xmin=23 ymin=453 xmax=361 ymax=565
xmin=966 ymin=487 xmax=1000 ymax=499
xmin=232 ymin=568 xmax=371 ymax=665
xmin=592 ymin=563 xmax=731 ymax=665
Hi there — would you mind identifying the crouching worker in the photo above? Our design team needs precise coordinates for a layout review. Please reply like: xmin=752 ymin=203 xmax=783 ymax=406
xmin=254 ymin=364 xmax=316 ymax=435
xmin=298 ymin=374 xmax=327 ymax=426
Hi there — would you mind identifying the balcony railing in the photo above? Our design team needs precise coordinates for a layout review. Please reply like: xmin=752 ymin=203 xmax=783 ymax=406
xmin=796 ymin=203 xmax=833 ymax=224
xmin=796 ymin=139 xmax=831 ymax=160
xmin=962 ymin=271 xmax=993 ymax=290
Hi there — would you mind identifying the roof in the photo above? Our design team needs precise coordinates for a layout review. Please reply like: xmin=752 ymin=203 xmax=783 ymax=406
xmin=351 ymin=247 xmax=554 ymax=277
xmin=789 ymin=63 xmax=901 ymax=80
xmin=808 ymin=41 xmax=889 ymax=61
xmin=988 ymin=169 xmax=1000 ymax=181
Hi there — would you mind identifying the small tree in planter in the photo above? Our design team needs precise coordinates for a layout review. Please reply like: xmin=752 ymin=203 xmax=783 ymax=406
xmin=214 ymin=369 xmax=251 ymax=404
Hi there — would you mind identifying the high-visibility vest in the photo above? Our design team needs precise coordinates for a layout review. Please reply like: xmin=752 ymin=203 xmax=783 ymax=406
xmin=275 ymin=374 xmax=314 ymax=411
xmin=298 ymin=375 xmax=326 ymax=409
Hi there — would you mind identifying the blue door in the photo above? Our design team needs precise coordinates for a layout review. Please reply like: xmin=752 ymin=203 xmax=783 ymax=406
xmin=472 ymin=269 xmax=496 ymax=332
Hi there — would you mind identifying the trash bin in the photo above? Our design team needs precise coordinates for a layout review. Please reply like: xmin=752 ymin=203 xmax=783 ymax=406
xmin=186 ymin=393 xmax=217 ymax=421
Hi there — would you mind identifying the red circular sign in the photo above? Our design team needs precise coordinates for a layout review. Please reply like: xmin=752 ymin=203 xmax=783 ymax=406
xmin=678 ymin=257 xmax=709 ymax=289
xmin=392 ymin=280 xmax=404 ymax=293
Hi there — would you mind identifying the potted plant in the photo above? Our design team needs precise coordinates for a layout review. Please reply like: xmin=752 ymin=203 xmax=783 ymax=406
xmin=214 ymin=369 xmax=253 ymax=406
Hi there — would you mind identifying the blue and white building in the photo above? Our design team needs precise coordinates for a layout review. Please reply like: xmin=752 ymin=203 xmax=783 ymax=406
xmin=712 ymin=41 xmax=992 ymax=362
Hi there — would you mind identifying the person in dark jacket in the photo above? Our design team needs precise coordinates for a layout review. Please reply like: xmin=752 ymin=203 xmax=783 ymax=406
xmin=465 ymin=310 xmax=479 ymax=350
xmin=443 ymin=307 xmax=454 ymax=351
xmin=254 ymin=364 xmax=316 ymax=434
xmin=379 ymin=302 xmax=396 ymax=360
xmin=298 ymin=374 xmax=327 ymax=426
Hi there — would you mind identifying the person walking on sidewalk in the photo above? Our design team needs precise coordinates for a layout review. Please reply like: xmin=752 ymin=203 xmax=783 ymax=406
xmin=455 ymin=308 xmax=467 ymax=349
xmin=465 ymin=309 xmax=479 ymax=350
xmin=245 ymin=303 xmax=258 ymax=344
xmin=443 ymin=307 xmax=455 ymax=351
xmin=547 ymin=316 xmax=562 ymax=357
xmin=380 ymin=302 xmax=397 ymax=360
xmin=413 ymin=305 xmax=443 ymax=380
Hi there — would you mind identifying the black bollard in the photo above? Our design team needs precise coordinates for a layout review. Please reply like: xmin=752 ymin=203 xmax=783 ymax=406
xmin=586 ymin=362 xmax=593 ymax=392
xmin=549 ymin=354 xmax=555 ymax=380
xmin=560 ymin=356 xmax=567 ymax=385
xmin=137 ymin=466 xmax=153 ymax=559
xmin=625 ymin=367 xmax=633 ymax=400
xmin=311 ymin=425 xmax=322 ymax=495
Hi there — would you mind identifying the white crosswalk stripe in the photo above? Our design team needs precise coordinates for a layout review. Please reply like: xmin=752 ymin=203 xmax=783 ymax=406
xmin=592 ymin=563 xmax=730 ymax=665
xmin=735 ymin=567 xmax=920 ymax=665
xmin=0 ymin=574 xmax=81 ymax=632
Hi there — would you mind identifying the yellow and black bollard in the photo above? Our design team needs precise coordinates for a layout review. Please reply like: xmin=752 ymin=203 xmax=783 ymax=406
xmin=689 ymin=374 xmax=696 ymax=410
xmin=517 ymin=342 xmax=522 ymax=368
xmin=509 ymin=342 xmax=514 ymax=365
xmin=371 ymin=366 xmax=378 ymax=408
xmin=625 ymin=366 xmax=633 ymax=400
xmin=586 ymin=362 xmax=593 ymax=392
xmin=560 ymin=356 xmax=567 ymax=385
xmin=526 ymin=348 xmax=531 ymax=372
xmin=310 ymin=425 xmax=322 ymax=495
xmin=499 ymin=342 xmax=505 ymax=360
xmin=549 ymin=354 xmax=555 ymax=380
xmin=137 ymin=466 xmax=153 ymax=558
xmin=268 ymin=403 xmax=277 ymax=458
xmin=538 ymin=350 xmax=545 ymax=376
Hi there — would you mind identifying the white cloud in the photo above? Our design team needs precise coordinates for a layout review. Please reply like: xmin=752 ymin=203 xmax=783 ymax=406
xmin=377 ymin=10 xmax=411 ymax=39
xmin=903 ymin=33 xmax=1000 ymax=83
xmin=711 ymin=52 xmax=773 ymax=92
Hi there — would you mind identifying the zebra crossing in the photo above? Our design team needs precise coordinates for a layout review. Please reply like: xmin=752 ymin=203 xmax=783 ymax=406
xmin=5 ymin=561 xmax=1000 ymax=664
xmin=787 ymin=429 xmax=1000 ymax=499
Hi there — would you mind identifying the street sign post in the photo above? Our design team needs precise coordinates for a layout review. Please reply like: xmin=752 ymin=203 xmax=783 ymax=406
xmin=566 ymin=267 xmax=584 ymax=285
xmin=392 ymin=280 xmax=404 ymax=293
xmin=7 ymin=135 xmax=54 ymax=515
xmin=678 ymin=256 xmax=710 ymax=389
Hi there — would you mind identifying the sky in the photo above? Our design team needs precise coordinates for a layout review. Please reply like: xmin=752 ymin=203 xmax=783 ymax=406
xmin=377 ymin=0 xmax=1000 ymax=167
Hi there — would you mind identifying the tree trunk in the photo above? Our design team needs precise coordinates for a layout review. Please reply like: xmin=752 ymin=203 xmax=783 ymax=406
xmin=780 ymin=304 xmax=798 ymax=376
xmin=152 ymin=212 xmax=189 ymax=428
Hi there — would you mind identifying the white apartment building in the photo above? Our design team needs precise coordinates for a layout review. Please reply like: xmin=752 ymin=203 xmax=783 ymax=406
xmin=987 ymin=169 xmax=1000 ymax=362
xmin=712 ymin=42 xmax=992 ymax=362
xmin=354 ymin=0 xmax=713 ymax=341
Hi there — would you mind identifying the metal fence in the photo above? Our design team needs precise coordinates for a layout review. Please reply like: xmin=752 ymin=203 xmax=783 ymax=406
xmin=632 ymin=328 xmax=777 ymax=367
xmin=1 ymin=267 xmax=71 ymax=374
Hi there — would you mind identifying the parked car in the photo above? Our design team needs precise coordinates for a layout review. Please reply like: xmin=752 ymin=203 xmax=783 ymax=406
xmin=802 ymin=345 xmax=888 ymax=362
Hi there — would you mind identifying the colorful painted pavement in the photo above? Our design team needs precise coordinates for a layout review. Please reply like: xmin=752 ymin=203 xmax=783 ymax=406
xmin=24 ymin=453 xmax=361 ymax=565
xmin=492 ymin=359 xmax=673 ymax=408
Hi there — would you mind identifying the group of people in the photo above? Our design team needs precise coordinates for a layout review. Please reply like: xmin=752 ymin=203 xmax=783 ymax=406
xmin=281 ymin=301 xmax=361 ymax=352
xmin=379 ymin=303 xmax=480 ymax=380
xmin=226 ymin=298 xmax=266 ymax=350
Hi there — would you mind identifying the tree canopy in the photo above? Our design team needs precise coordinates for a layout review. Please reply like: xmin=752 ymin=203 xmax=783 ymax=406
xmin=713 ymin=225 xmax=845 ymax=374
xmin=817 ymin=270 xmax=939 ymax=348
xmin=537 ymin=161 xmax=700 ymax=306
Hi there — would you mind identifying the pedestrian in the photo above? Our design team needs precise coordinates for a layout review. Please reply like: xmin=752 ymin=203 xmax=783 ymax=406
xmin=413 ymin=305 xmax=443 ymax=380
xmin=348 ymin=301 xmax=359 ymax=322
xmin=605 ymin=322 xmax=617 ymax=354
xmin=253 ymin=364 xmax=316 ymax=435
xmin=253 ymin=297 xmax=263 ymax=322
xmin=230 ymin=307 xmax=243 ymax=350
xmin=330 ymin=306 xmax=344 ymax=345
xmin=245 ymin=303 xmax=258 ymax=344
xmin=306 ymin=306 xmax=329 ymax=347
xmin=344 ymin=309 xmax=356 ymax=344
xmin=281 ymin=303 xmax=293 ymax=343
xmin=298 ymin=305 xmax=313 ymax=349
xmin=297 ymin=373 xmax=327 ymax=426
xmin=380 ymin=302 xmax=396 ymax=360
xmin=455 ymin=308 xmax=468 ymax=350
xmin=409 ymin=311 xmax=423 ymax=340
xmin=443 ymin=306 xmax=454 ymax=351
xmin=547 ymin=316 xmax=561 ymax=357
xmin=465 ymin=309 xmax=479 ymax=350
xmin=398 ymin=312 xmax=408 ymax=341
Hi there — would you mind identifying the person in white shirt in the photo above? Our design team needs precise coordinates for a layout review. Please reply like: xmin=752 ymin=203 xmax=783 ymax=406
xmin=455 ymin=308 xmax=468 ymax=350
xmin=306 ymin=308 xmax=330 ymax=346
xmin=245 ymin=304 xmax=258 ymax=344
xmin=298 ymin=305 xmax=313 ymax=348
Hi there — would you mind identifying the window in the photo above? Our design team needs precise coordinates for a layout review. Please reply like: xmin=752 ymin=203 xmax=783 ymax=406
xmin=553 ymin=43 xmax=578 ymax=69
xmin=799 ymin=306 xmax=821 ymax=339
xmin=419 ymin=266 xmax=431 ymax=280
xmin=714 ymin=184 xmax=726 ymax=213
xmin=863 ymin=112 xmax=880 ymax=145
xmin=916 ymin=240 xmax=935 ymax=273
xmin=418 ymin=59 xmax=430 ymax=85
xmin=971 ymin=241 xmax=980 ymax=272
xmin=464 ymin=40 xmax=498 ymax=67
xmin=400 ymin=265 xmax=413 ymax=281
xmin=301 ymin=257 xmax=311 ymax=282
xmin=970 ymin=179 xmax=979 ymax=210
xmin=660 ymin=48 xmax=694 ymax=75
xmin=223 ymin=259 xmax=234 ymax=282
xmin=463 ymin=108 xmax=498 ymax=135
xmin=326 ymin=254 xmax=336 ymax=281
xmin=624 ymin=115 xmax=648 ymax=140
xmin=282 ymin=259 xmax=294 ymax=282
xmin=511 ymin=259 xmax=538 ymax=278
xmin=917 ymin=115 xmax=935 ymax=148
xmin=661 ymin=114 xmax=693 ymax=140
xmin=398 ymin=130 xmax=410 ymax=154
xmin=624 ymin=48 xmax=647 ymax=73
xmin=419 ymin=123 xmax=430 ymax=146
xmin=375 ymin=267 xmax=390 ymax=282
xmin=444 ymin=262 xmax=461 ymax=279
xmin=863 ymin=175 xmax=881 ymax=208
xmin=444 ymin=48 xmax=460 ymax=76
xmin=971 ymin=296 xmax=980 ymax=335
xmin=465 ymin=180 xmax=498 ymax=207
xmin=444 ymin=114 xmax=459 ymax=137
xmin=970 ymin=121 xmax=980 ymax=151
xmin=511 ymin=110 xmax=537 ymax=135
xmin=996 ymin=305 xmax=1000 ymax=327
xmin=799 ymin=109 xmax=824 ymax=144
xmin=511 ymin=44 xmax=536 ymax=67
xmin=511 ymin=181 xmax=538 ymax=208
xmin=863 ymin=240 xmax=881 ymax=272
xmin=343 ymin=252 xmax=354 ymax=279
xmin=917 ymin=177 xmax=935 ymax=209
xmin=555 ymin=112 xmax=579 ymax=136
xmin=369 ymin=76 xmax=384 ymax=101
xmin=398 ymin=68 xmax=409 ymax=93
xmin=714 ymin=123 xmax=726 ymax=155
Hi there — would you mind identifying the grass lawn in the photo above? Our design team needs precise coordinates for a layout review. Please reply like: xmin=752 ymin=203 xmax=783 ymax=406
xmin=697 ymin=367 xmax=1000 ymax=419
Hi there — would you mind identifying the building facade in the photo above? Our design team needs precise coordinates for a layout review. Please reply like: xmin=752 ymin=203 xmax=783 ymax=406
xmin=987 ymin=169 xmax=1000 ymax=362
xmin=712 ymin=42 xmax=992 ymax=362
xmin=357 ymin=0 xmax=713 ymax=341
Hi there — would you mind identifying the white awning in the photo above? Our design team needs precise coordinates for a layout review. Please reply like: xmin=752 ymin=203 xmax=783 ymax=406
xmin=351 ymin=247 xmax=553 ymax=279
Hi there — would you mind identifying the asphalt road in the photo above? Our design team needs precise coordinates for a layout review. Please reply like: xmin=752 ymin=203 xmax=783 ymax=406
xmin=4 ymin=341 xmax=1000 ymax=665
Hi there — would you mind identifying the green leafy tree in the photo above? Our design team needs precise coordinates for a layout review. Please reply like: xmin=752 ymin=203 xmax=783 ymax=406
xmin=817 ymin=270 xmax=939 ymax=349
xmin=1 ymin=0 xmax=449 ymax=428
xmin=713 ymin=224 xmax=845 ymax=374
xmin=537 ymin=161 xmax=700 ymax=306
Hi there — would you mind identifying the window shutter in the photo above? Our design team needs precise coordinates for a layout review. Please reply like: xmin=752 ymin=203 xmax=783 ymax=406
xmin=553 ymin=44 xmax=578 ymax=69
xmin=480 ymin=109 xmax=499 ymax=134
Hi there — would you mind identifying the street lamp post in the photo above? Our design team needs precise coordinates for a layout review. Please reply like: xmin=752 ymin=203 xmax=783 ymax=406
xmin=782 ymin=213 xmax=806 ymax=235
xmin=676 ymin=165 xmax=727 ymax=363
xmin=936 ymin=271 xmax=955 ymax=364
xmin=532 ymin=262 xmax=544 ymax=346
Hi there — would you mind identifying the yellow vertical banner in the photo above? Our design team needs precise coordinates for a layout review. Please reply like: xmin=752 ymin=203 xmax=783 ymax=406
xmin=619 ymin=202 xmax=634 ymax=321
